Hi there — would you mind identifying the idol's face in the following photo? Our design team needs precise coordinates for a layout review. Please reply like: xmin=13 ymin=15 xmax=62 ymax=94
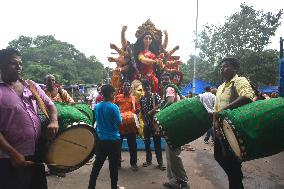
xmin=122 ymin=82 xmax=131 ymax=94
xmin=143 ymin=34 xmax=153 ymax=47
xmin=143 ymin=85 xmax=151 ymax=95
xmin=133 ymin=84 xmax=144 ymax=98
xmin=161 ymin=75 xmax=171 ymax=86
